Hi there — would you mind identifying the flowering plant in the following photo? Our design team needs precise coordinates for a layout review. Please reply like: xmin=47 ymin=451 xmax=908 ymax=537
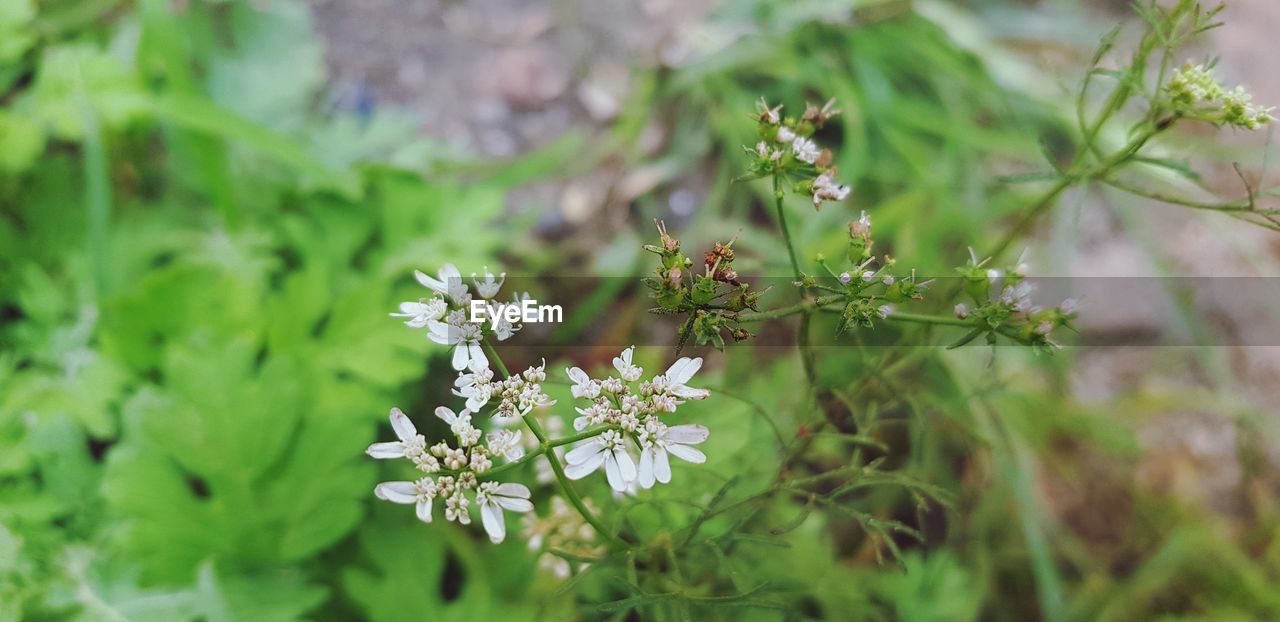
xmin=362 ymin=0 xmax=1277 ymax=614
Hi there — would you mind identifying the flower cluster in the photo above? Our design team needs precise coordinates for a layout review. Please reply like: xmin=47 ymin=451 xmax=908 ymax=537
xmin=1165 ymin=62 xmax=1273 ymax=130
xmin=953 ymin=249 xmax=1076 ymax=350
xmin=366 ymin=407 xmax=533 ymax=542
xmin=453 ymin=359 xmax=556 ymax=420
xmin=562 ymin=347 xmax=711 ymax=491
xmin=746 ymin=97 xmax=851 ymax=209
xmin=392 ymin=264 xmax=523 ymax=372
xmin=643 ymin=221 xmax=768 ymax=348
xmin=522 ymin=496 xmax=605 ymax=579
xmin=817 ymin=211 xmax=934 ymax=332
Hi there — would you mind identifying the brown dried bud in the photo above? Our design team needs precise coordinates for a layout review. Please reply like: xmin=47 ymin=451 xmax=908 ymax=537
xmin=815 ymin=148 xmax=834 ymax=169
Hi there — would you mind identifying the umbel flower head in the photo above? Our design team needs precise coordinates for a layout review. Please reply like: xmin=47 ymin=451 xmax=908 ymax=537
xmin=746 ymin=96 xmax=853 ymax=210
xmin=562 ymin=347 xmax=712 ymax=492
xmin=392 ymin=263 xmax=529 ymax=371
xmin=1165 ymin=62 xmax=1274 ymax=130
xmin=366 ymin=406 xmax=533 ymax=543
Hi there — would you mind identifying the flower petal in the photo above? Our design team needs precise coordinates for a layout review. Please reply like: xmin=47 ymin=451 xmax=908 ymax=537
xmin=416 ymin=498 xmax=433 ymax=523
xmin=435 ymin=407 xmax=458 ymax=425
xmin=666 ymin=424 xmax=710 ymax=445
xmin=564 ymin=451 xmax=605 ymax=480
xmin=604 ymin=456 xmax=625 ymax=491
xmin=414 ymin=269 xmax=445 ymax=293
xmin=451 ymin=344 xmax=469 ymax=371
xmin=666 ymin=443 xmax=706 ymax=464
xmin=654 ymin=447 xmax=672 ymax=483
xmin=389 ymin=408 xmax=417 ymax=442
xmin=567 ymin=367 xmax=589 ymax=383
xmin=468 ymin=343 xmax=488 ymax=372
xmin=481 ymin=502 xmax=505 ymax=543
xmin=565 ymin=443 xmax=603 ymax=465
xmin=366 ymin=441 xmax=406 ymax=459
xmin=613 ymin=447 xmax=637 ymax=482
xmin=439 ymin=264 xmax=461 ymax=281
xmin=665 ymin=357 xmax=703 ymax=385
xmin=637 ymin=447 xmax=656 ymax=488
xmin=494 ymin=482 xmax=531 ymax=498
xmin=374 ymin=481 xmax=417 ymax=504
xmin=496 ymin=496 xmax=534 ymax=513
xmin=668 ymin=385 xmax=710 ymax=400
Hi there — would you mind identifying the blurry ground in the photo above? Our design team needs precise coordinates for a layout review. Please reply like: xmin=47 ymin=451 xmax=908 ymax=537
xmin=308 ymin=0 xmax=713 ymax=158
xmin=306 ymin=0 xmax=1280 ymax=535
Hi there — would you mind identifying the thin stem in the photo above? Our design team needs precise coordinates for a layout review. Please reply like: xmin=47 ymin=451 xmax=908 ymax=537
xmin=482 ymin=340 xmax=510 ymax=378
xmin=525 ymin=411 xmax=627 ymax=548
xmin=772 ymin=173 xmax=802 ymax=278
xmin=884 ymin=311 xmax=973 ymax=328
xmin=482 ymin=338 xmax=624 ymax=548
xmin=736 ymin=294 xmax=845 ymax=323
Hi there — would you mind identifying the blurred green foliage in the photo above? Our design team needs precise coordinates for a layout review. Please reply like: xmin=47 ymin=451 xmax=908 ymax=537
xmin=2 ymin=0 xmax=1278 ymax=620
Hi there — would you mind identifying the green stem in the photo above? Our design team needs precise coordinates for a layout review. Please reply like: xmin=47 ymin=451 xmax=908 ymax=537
xmin=772 ymin=173 xmax=802 ymax=278
xmin=884 ymin=311 xmax=973 ymax=328
xmin=736 ymin=294 xmax=845 ymax=323
xmin=526 ymin=412 xmax=627 ymax=548
xmin=482 ymin=339 xmax=623 ymax=547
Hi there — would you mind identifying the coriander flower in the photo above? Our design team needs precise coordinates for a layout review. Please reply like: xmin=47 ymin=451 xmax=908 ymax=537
xmin=475 ymin=482 xmax=534 ymax=544
xmin=366 ymin=408 xmax=427 ymax=460
xmin=612 ymin=345 xmax=642 ymax=382
xmin=811 ymin=168 xmax=851 ymax=209
xmin=427 ymin=320 xmax=488 ymax=372
xmin=636 ymin=419 xmax=709 ymax=488
xmin=374 ymin=477 xmax=438 ymax=523
xmin=566 ymin=366 xmax=601 ymax=399
xmin=775 ymin=126 xmax=796 ymax=143
xmin=792 ymin=136 xmax=820 ymax=164
xmin=389 ymin=298 xmax=447 ymax=328
xmin=565 ymin=430 xmax=637 ymax=491
xmin=658 ymin=356 xmax=710 ymax=401
xmin=486 ymin=429 xmax=525 ymax=462
xmin=435 ymin=406 xmax=479 ymax=446
xmin=415 ymin=264 xmax=470 ymax=305
xmin=453 ymin=367 xmax=495 ymax=411
xmin=472 ymin=266 xmax=506 ymax=299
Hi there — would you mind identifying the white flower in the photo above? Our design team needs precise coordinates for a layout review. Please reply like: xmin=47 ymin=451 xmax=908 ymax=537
xmin=415 ymin=264 xmax=470 ymax=305
xmin=637 ymin=421 xmax=709 ymax=488
xmin=811 ymin=168 xmax=851 ymax=208
xmin=877 ymin=304 xmax=893 ymax=319
xmin=366 ymin=408 xmax=426 ymax=459
xmin=566 ymin=366 xmax=601 ymax=399
xmin=453 ymin=368 xmax=494 ymax=411
xmin=374 ymin=477 xmax=438 ymax=523
xmin=435 ymin=406 xmax=479 ymax=445
xmin=572 ymin=401 xmax=611 ymax=431
xmin=475 ymin=482 xmax=534 ymax=544
xmin=490 ymin=314 xmax=520 ymax=341
xmin=792 ymin=137 xmax=820 ymax=164
xmin=660 ymin=357 xmax=709 ymax=401
xmin=612 ymin=345 xmax=642 ymax=382
xmin=838 ymin=272 xmax=853 ymax=284
xmin=428 ymin=320 xmax=488 ymax=372
xmin=486 ymin=429 xmax=525 ymax=462
xmin=564 ymin=430 xmax=636 ymax=491
xmin=954 ymin=303 xmax=969 ymax=319
xmin=390 ymin=298 xmax=447 ymax=328
xmin=775 ymin=126 xmax=796 ymax=143
xmin=472 ymin=266 xmax=506 ymax=299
